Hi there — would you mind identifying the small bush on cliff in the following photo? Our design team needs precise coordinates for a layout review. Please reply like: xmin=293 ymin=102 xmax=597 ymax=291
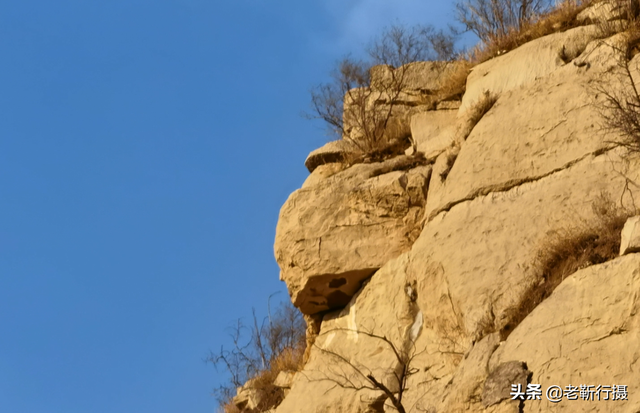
xmin=501 ymin=193 xmax=632 ymax=339
xmin=455 ymin=0 xmax=555 ymax=43
xmin=466 ymin=90 xmax=498 ymax=132
xmin=460 ymin=0 xmax=592 ymax=63
xmin=308 ymin=24 xmax=458 ymax=162
xmin=309 ymin=326 xmax=423 ymax=413
xmin=208 ymin=300 xmax=306 ymax=413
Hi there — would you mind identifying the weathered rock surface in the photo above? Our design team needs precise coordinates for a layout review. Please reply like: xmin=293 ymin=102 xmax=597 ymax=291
xmin=275 ymin=155 xmax=431 ymax=315
xmin=273 ymin=371 xmax=296 ymax=389
xmin=371 ymin=61 xmax=466 ymax=95
xmin=489 ymin=254 xmax=640 ymax=412
xmin=276 ymin=147 xmax=640 ymax=413
xmin=409 ymin=110 xmax=457 ymax=161
xmin=577 ymin=0 xmax=625 ymax=23
xmin=234 ymin=379 xmax=267 ymax=412
xmin=275 ymin=252 xmax=422 ymax=413
xmin=427 ymin=62 xmax=616 ymax=219
xmin=482 ymin=361 xmax=530 ymax=408
xmin=460 ymin=25 xmax=600 ymax=115
xmin=620 ymin=215 xmax=640 ymax=255
xmin=304 ymin=140 xmax=351 ymax=173
xmin=271 ymin=23 xmax=640 ymax=413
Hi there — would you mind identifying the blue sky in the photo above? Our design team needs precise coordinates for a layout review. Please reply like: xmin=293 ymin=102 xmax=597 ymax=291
xmin=0 ymin=1 xmax=462 ymax=412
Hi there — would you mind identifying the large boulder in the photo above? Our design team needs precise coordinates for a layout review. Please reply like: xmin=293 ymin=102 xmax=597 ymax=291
xmin=275 ymin=252 xmax=423 ymax=413
xmin=275 ymin=155 xmax=431 ymax=315
xmin=276 ymin=146 xmax=640 ymax=413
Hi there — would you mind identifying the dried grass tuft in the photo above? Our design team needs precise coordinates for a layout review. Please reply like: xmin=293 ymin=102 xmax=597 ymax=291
xmin=436 ymin=60 xmax=473 ymax=102
xmin=469 ymin=0 xmax=593 ymax=64
xmin=501 ymin=192 xmax=632 ymax=339
xmin=466 ymin=91 xmax=499 ymax=132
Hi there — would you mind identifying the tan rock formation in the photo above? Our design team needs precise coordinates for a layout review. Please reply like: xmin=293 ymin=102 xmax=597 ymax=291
xmin=304 ymin=140 xmax=351 ymax=173
xmin=275 ymin=155 xmax=431 ymax=315
xmin=460 ymin=25 xmax=600 ymax=116
xmin=370 ymin=61 xmax=465 ymax=96
xmin=577 ymin=0 xmax=625 ymax=23
xmin=489 ymin=254 xmax=640 ymax=412
xmin=270 ymin=18 xmax=640 ymax=413
xmin=234 ymin=379 xmax=267 ymax=412
xmin=409 ymin=110 xmax=457 ymax=161
xmin=620 ymin=215 xmax=640 ymax=255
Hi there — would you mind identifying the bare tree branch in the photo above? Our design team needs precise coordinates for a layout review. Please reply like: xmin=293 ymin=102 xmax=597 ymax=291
xmin=306 ymin=24 xmax=458 ymax=164
xmin=207 ymin=301 xmax=306 ymax=410
xmin=306 ymin=326 xmax=425 ymax=412
xmin=455 ymin=0 xmax=554 ymax=43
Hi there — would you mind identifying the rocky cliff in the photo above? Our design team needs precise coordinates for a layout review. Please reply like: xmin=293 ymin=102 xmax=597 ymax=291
xmin=271 ymin=3 xmax=640 ymax=412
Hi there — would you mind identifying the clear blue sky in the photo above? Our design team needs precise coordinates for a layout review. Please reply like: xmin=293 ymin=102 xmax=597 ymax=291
xmin=0 ymin=1 xmax=461 ymax=412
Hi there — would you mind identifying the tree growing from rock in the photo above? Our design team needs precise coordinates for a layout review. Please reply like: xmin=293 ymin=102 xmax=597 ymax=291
xmin=309 ymin=326 xmax=427 ymax=413
xmin=308 ymin=24 xmax=457 ymax=161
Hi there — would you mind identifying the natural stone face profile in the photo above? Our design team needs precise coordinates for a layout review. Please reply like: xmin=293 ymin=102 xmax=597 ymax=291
xmin=274 ymin=156 xmax=431 ymax=315
xmin=265 ymin=2 xmax=640 ymax=412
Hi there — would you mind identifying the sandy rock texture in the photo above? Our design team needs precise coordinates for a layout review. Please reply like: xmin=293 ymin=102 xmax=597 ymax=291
xmin=620 ymin=216 xmax=640 ymax=255
xmin=269 ymin=17 xmax=640 ymax=413
xmin=460 ymin=25 xmax=601 ymax=116
xmin=275 ymin=155 xmax=431 ymax=315
xmin=490 ymin=254 xmax=640 ymax=413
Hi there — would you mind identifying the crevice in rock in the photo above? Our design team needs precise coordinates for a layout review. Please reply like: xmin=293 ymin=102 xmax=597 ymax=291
xmin=428 ymin=145 xmax=617 ymax=221
xmin=439 ymin=151 xmax=458 ymax=181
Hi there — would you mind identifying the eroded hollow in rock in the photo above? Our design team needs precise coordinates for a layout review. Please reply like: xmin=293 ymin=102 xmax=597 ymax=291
xmin=328 ymin=278 xmax=347 ymax=288
xmin=295 ymin=269 xmax=378 ymax=314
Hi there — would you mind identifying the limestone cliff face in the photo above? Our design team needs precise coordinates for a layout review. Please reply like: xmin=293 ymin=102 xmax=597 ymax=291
xmin=273 ymin=6 xmax=640 ymax=413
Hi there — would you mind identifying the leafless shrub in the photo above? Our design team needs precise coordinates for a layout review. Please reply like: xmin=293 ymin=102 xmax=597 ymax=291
xmin=310 ymin=327 xmax=425 ymax=413
xmin=208 ymin=300 xmax=306 ymax=412
xmin=596 ymin=24 xmax=640 ymax=152
xmin=368 ymin=25 xmax=458 ymax=68
xmin=462 ymin=0 xmax=592 ymax=63
xmin=455 ymin=0 xmax=556 ymax=44
xmin=308 ymin=24 xmax=458 ymax=163
xmin=501 ymin=192 xmax=633 ymax=339
xmin=466 ymin=91 xmax=498 ymax=133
